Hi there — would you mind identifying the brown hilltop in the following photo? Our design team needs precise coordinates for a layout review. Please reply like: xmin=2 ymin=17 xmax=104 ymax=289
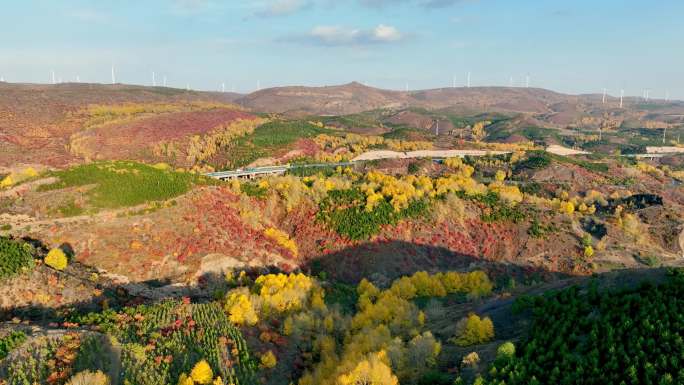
xmin=236 ymin=82 xmax=684 ymax=124
xmin=236 ymin=81 xmax=410 ymax=116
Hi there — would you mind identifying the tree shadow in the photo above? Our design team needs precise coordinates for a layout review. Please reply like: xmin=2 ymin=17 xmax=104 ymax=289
xmin=0 ymin=240 xmax=580 ymax=324
xmin=302 ymin=240 xmax=572 ymax=286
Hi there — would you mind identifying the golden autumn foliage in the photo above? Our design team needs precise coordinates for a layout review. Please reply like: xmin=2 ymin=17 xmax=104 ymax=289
xmin=0 ymin=167 xmax=39 ymax=189
xmin=584 ymin=245 xmax=595 ymax=258
xmin=260 ymin=350 xmax=278 ymax=369
xmin=177 ymin=360 xmax=223 ymax=385
xmin=225 ymin=288 xmax=259 ymax=326
xmin=471 ymin=121 xmax=490 ymax=142
xmin=84 ymin=101 xmax=242 ymax=127
xmin=256 ymin=273 xmax=314 ymax=314
xmin=183 ymin=118 xmax=267 ymax=165
xmin=635 ymin=161 xmax=665 ymax=178
xmin=45 ymin=248 xmax=68 ymax=271
xmin=362 ymin=171 xmax=433 ymax=211
xmin=559 ymin=201 xmax=575 ymax=215
xmin=264 ymin=227 xmax=299 ymax=257
xmin=292 ymin=270 xmax=492 ymax=385
xmin=312 ymin=133 xmax=432 ymax=162
xmin=224 ymin=273 xmax=317 ymax=325
xmin=190 ymin=360 xmax=214 ymax=384
xmin=178 ymin=373 xmax=194 ymax=385
xmin=337 ymin=351 xmax=398 ymax=385
xmin=452 ymin=313 xmax=495 ymax=346
xmin=487 ymin=181 xmax=523 ymax=204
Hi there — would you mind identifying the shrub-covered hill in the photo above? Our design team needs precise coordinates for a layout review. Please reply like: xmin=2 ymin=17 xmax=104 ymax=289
xmin=0 ymin=82 xmax=248 ymax=168
xmin=1 ymin=149 xmax=683 ymax=287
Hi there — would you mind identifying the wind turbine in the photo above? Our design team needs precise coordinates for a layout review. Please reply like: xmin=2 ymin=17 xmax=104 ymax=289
xmin=525 ymin=74 xmax=530 ymax=88
xmin=602 ymin=88 xmax=607 ymax=104
xmin=509 ymin=76 xmax=514 ymax=87
xmin=152 ymin=71 xmax=156 ymax=87
xmin=620 ymin=89 xmax=624 ymax=108
xmin=51 ymin=70 xmax=56 ymax=84
xmin=452 ymin=75 xmax=456 ymax=88
xmin=76 ymin=75 xmax=80 ymax=83
xmin=111 ymin=65 xmax=116 ymax=84
xmin=467 ymin=72 xmax=471 ymax=88
xmin=222 ymin=82 xmax=225 ymax=93
xmin=163 ymin=76 xmax=167 ymax=87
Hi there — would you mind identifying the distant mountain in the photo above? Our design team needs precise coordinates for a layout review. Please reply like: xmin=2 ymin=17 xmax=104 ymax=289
xmin=235 ymin=82 xmax=684 ymax=127
xmin=235 ymin=82 xmax=410 ymax=116
xmin=1 ymin=81 xmax=682 ymax=167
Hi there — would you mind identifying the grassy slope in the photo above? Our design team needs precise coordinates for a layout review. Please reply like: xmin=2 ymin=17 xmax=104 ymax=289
xmin=38 ymin=161 xmax=215 ymax=210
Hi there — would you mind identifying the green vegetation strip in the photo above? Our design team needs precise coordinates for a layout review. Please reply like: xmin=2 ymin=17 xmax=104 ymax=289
xmin=0 ymin=331 xmax=27 ymax=360
xmin=317 ymin=188 xmax=429 ymax=240
xmin=39 ymin=161 xmax=213 ymax=209
xmin=516 ymin=151 xmax=609 ymax=174
xmin=0 ymin=237 xmax=35 ymax=281
xmin=223 ymin=120 xmax=336 ymax=168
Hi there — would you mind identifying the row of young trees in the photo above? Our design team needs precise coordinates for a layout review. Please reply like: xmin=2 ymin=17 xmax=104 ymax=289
xmin=484 ymin=270 xmax=684 ymax=385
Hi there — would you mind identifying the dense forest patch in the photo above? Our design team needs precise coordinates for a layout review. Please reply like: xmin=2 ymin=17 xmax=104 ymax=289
xmin=484 ymin=270 xmax=684 ymax=385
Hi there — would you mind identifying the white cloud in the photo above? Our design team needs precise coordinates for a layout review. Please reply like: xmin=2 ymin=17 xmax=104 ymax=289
xmin=299 ymin=24 xmax=404 ymax=46
xmin=373 ymin=24 xmax=402 ymax=42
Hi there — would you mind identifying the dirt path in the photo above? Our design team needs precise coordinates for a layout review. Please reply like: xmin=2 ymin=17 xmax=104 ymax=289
xmin=0 ymin=201 xmax=153 ymax=234
xmin=351 ymin=149 xmax=511 ymax=162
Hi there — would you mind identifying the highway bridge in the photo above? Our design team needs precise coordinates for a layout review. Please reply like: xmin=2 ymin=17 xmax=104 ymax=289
xmin=204 ymin=162 xmax=354 ymax=180
xmin=206 ymin=145 xmax=646 ymax=181
xmin=203 ymin=149 xmax=512 ymax=180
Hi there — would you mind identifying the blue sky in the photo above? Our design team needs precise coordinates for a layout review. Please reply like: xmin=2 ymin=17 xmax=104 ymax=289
xmin=2 ymin=0 xmax=683 ymax=98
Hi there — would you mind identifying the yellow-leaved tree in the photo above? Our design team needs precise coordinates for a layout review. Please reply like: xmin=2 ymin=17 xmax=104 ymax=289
xmin=190 ymin=360 xmax=213 ymax=384
xmin=452 ymin=313 xmax=495 ymax=346
xmin=225 ymin=288 xmax=259 ymax=326
xmin=337 ymin=350 xmax=398 ymax=385
xmin=45 ymin=248 xmax=68 ymax=271
xmin=260 ymin=350 xmax=278 ymax=369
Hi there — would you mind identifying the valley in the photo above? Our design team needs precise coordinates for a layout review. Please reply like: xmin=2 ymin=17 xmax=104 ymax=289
xmin=1 ymin=82 xmax=683 ymax=385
